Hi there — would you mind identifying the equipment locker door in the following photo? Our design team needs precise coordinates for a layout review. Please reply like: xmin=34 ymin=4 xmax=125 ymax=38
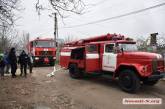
xmin=85 ymin=44 xmax=100 ymax=72
xmin=102 ymin=43 xmax=117 ymax=72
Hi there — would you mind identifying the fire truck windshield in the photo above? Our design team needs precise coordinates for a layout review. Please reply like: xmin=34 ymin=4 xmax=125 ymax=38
xmin=34 ymin=41 xmax=54 ymax=48
xmin=118 ymin=43 xmax=138 ymax=52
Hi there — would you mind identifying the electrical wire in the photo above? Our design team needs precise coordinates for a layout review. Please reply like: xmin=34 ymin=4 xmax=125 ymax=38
xmin=63 ymin=2 xmax=165 ymax=28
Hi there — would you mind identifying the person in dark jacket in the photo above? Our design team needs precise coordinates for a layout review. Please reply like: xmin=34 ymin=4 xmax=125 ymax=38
xmin=18 ymin=50 xmax=29 ymax=77
xmin=8 ymin=47 xmax=17 ymax=78
xmin=0 ymin=54 xmax=5 ymax=78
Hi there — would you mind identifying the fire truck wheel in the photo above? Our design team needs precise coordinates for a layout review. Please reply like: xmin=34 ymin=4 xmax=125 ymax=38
xmin=69 ymin=64 xmax=83 ymax=79
xmin=143 ymin=80 xmax=158 ymax=86
xmin=118 ymin=69 xmax=140 ymax=93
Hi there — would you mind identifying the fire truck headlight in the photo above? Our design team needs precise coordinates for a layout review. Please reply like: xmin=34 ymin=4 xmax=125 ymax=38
xmin=35 ymin=57 xmax=39 ymax=60
xmin=53 ymin=57 xmax=56 ymax=60
xmin=142 ymin=65 xmax=148 ymax=73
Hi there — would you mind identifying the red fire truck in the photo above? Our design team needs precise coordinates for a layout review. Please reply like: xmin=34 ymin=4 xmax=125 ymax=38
xmin=59 ymin=33 xmax=165 ymax=93
xmin=28 ymin=37 xmax=56 ymax=66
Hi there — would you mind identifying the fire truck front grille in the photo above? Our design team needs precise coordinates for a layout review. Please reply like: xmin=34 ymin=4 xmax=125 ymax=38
xmin=39 ymin=51 xmax=53 ymax=55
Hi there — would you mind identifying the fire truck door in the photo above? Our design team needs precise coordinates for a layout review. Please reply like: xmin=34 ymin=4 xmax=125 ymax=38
xmin=102 ymin=44 xmax=117 ymax=72
xmin=85 ymin=44 xmax=100 ymax=72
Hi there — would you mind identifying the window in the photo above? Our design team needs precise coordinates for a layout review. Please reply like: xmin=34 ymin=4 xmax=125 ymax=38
xmin=71 ymin=48 xmax=85 ymax=59
xmin=87 ymin=45 xmax=97 ymax=53
xmin=33 ymin=41 xmax=55 ymax=48
xmin=105 ymin=44 xmax=114 ymax=53
xmin=118 ymin=43 xmax=138 ymax=51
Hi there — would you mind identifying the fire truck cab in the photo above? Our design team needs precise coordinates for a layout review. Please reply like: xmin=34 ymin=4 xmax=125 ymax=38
xmin=28 ymin=38 xmax=56 ymax=66
xmin=60 ymin=33 xmax=165 ymax=93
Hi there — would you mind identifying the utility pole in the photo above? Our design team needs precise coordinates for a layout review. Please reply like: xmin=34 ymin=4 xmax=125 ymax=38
xmin=54 ymin=13 xmax=57 ymax=47
xmin=53 ymin=13 xmax=59 ymax=64
xmin=48 ymin=12 xmax=58 ymax=75
xmin=27 ymin=33 xmax=30 ymax=53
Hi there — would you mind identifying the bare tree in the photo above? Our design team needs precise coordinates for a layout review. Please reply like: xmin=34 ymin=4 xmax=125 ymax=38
xmin=0 ymin=0 xmax=20 ymax=27
xmin=13 ymin=31 xmax=30 ymax=52
xmin=63 ymin=35 xmax=77 ymax=43
xmin=0 ymin=27 xmax=30 ymax=53
xmin=0 ymin=0 xmax=21 ymax=52
xmin=35 ymin=0 xmax=85 ymax=18
xmin=157 ymin=34 xmax=165 ymax=53
xmin=136 ymin=36 xmax=148 ymax=51
xmin=0 ymin=27 xmax=19 ymax=52
xmin=136 ymin=33 xmax=165 ymax=53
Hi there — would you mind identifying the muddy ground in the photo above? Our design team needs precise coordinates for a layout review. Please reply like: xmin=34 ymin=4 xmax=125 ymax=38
xmin=0 ymin=66 xmax=165 ymax=109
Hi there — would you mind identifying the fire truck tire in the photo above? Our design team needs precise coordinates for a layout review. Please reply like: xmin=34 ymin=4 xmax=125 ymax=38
xmin=118 ymin=69 xmax=140 ymax=93
xmin=143 ymin=80 xmax=158 ymax=86
xmin=69 ymin=64 xmax=83 ymax=79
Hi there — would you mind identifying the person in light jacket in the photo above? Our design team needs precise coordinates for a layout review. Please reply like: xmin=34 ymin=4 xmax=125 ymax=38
xmin=28 ymin=53 xmax=33 ymax=73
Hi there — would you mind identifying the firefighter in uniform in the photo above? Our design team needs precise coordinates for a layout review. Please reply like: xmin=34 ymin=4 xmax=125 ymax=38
xmin=18 ymin=50 xmax=29 ymax=77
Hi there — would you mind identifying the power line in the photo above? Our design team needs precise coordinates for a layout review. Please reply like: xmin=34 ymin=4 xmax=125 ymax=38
xmin=63 ymin=2 xmax=165 ymax=28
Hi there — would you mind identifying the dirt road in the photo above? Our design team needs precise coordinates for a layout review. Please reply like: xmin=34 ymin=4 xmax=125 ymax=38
xmin=0 ymin=66 xmax=165 ymax=109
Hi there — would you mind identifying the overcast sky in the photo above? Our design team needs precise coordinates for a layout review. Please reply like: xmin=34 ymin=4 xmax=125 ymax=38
xmin=16 ymin=0 xmax=165 ymax=40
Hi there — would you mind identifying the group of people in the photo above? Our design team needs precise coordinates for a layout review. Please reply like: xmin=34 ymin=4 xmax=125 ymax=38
xmin=0 ymin=47 xmax=33 ymax=78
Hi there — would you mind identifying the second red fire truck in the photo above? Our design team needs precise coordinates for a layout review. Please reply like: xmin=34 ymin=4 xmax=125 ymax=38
xmin=59 ymin=33 xmax=165 ymax=93
xmin=28 ymin=37 xmax=56 ymax=66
